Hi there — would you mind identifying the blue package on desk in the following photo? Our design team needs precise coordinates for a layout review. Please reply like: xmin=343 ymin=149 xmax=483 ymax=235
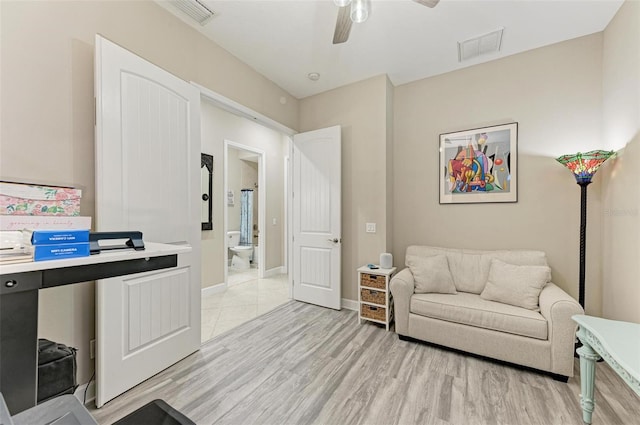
xmin=26 ymin=229 xmax=90 ymax=245
xmin=32 ymin=242 xmax=90 ymax=261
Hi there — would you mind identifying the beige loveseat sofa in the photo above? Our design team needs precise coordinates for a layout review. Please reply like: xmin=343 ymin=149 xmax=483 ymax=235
xmin=390 ymin=246 xmax=583 ymax=380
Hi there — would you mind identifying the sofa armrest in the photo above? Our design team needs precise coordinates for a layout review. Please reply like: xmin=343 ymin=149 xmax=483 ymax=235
xmin=539 ymin=283 xmax=584 ymax=376
xmin=390 ymin=268 xmax=415 ymax=335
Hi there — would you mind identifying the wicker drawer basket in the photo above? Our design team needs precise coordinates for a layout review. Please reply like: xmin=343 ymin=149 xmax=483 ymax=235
xmin=361 ymin=304 xmax=386 ymax=322
xmin=360 ymin=288 xmax=385 ymax=305
xmin=360 ymin=273 xmax=386 ymax=290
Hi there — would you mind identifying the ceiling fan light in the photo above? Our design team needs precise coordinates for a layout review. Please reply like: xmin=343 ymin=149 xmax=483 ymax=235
xmin=333 ymin=0 xmax=352 ymax=7
xmin=350 ymin=0 xmax=370 ymax=24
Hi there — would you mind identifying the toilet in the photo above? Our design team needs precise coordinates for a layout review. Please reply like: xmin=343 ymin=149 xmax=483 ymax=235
xmin=227 ymin=230 xmax=253 ymax=270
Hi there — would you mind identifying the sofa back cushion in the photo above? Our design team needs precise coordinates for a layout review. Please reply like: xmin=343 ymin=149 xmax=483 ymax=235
xmin=405 ymin=246 xmax=549 ymax=294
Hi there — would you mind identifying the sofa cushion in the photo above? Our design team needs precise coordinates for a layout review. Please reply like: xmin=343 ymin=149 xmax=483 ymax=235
xmin=407 ymin=254 xmax=457 ymax=294
xmin=480 ymin=259 xmax=551 ymax=311
xmin=410 ymin=292 xmax=548 ymax=340
xmin=406 ymin=246 xmax=549 ymax=294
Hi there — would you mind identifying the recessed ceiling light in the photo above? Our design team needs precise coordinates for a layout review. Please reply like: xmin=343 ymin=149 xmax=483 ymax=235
xmin=307 ymin=72 xmax=321 ymax=81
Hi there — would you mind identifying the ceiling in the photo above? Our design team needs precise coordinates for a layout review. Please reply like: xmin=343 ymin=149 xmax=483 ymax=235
xmin=158 ymin=0 xmax=623 ymax=99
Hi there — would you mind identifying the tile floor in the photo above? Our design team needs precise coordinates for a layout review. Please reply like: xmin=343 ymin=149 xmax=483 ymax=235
xmin=201 ymin=269 xmax=290 ymax=342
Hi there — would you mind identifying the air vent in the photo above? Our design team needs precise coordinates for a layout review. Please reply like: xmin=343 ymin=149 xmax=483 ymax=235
xmin=170 ymin=0 xmax=215 ymax=26
xmin=458 ymin=27 xmax=504 ymax=62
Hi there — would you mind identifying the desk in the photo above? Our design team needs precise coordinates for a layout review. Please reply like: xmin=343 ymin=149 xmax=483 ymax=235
xmin=0 ymin=242 xmax=190 ymax=415
xmin=573 ymin=315 xmax=640 ymax=424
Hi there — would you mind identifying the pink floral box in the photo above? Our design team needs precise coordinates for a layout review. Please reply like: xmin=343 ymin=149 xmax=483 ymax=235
xmin=0 ymin=182 xmax=82 ymax=216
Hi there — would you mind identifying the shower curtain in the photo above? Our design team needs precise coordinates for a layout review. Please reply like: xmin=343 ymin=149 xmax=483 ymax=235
xmin=240 ymin=189 xmax=253 ymax=246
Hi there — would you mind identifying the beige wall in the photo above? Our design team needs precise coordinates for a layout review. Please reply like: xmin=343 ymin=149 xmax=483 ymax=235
xmin=393 ymin=34 xmax=606 ymax=314
xmin=601 ymin=0 xmax=640 ymax=323
xmin=299 ymin=75 xmax=394 ymax=302
xmin=201 ymin=101 xmax=287 ymax=287
xmin=0 ymin=0 xmax=297 ymax=383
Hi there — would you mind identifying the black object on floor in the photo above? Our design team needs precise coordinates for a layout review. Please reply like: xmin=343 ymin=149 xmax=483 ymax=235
xmin=113 ymin=399 xmax=195 ymax=425
xmin=37 ymin=339 xmax=78 ymax=403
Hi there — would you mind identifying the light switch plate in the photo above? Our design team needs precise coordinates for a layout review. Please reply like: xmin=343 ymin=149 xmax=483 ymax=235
xmin=366 ymin=223 xmax=376 ymax=233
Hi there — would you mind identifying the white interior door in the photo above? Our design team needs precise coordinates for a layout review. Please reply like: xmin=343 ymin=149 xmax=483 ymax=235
xmin=292 ymin=126 xmax=341 ymax=309
xmin=94 ymin=35 xmax=201 ymax=407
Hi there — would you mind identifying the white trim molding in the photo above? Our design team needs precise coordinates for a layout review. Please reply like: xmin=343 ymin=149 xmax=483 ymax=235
xmin=341 ymin=298 xmax=359 ymax=311
xmin=74 ymin=380 xmax=96 ymax=405
xmin=264 ymin=266 xmax=286 ymax=278
xmin=202 ymin=282 xmax=227 ymax=297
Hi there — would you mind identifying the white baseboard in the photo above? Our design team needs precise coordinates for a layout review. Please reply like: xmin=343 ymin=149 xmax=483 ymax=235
xmin=264 ymin=266 xmax=285 ymax=277
xmin=74 ymin=380 xmax=95 ymax=405
xmin=341 ymin=298 xmax=358 ymax=311
xmin=202 ymin=282 xmax=226 ymax=296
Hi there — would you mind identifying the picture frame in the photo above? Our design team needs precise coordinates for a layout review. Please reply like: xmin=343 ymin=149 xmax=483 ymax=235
xmin=439 ymin=122 xmax=518 ymax=204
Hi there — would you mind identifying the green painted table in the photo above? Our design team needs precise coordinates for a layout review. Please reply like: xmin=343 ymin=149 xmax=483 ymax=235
xmin=572 ymin=314 xmax=640 ymax=424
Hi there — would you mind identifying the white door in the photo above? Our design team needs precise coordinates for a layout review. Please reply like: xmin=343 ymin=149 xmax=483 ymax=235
xmin=292 ymin=126 xmax=341 ymax=309
xmin=94 ymin=36 xmax=201 ymax=407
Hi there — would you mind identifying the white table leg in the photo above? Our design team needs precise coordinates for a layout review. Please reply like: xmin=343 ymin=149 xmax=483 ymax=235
xmin=577 ymin=342 xmax=601 ymax=424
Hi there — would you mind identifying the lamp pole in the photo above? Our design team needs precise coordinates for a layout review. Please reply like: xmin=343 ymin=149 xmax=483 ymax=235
xmin=578 ymin=181 xmax=590 ymax=309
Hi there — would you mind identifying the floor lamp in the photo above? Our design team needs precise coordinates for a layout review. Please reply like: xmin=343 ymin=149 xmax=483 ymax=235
xmin=556 ymin=150 xmax=615 ymax=310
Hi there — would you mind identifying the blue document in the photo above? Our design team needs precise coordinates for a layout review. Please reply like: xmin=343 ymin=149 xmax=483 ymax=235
xmin=32 ymin=242 xmax=90 ymax=261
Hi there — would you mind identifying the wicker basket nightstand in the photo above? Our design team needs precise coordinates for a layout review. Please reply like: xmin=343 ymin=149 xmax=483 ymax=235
xmin=357 ymin=265 xmax=396 ymax=331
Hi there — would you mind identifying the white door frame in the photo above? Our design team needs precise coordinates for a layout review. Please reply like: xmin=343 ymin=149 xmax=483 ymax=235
xmin=224 ymin=140 xmax=266 ymax=283
xmin=193 ymin=83 xmax=295 ymax=137
xmin=283 ymin=154 xmax=289 ymax=276
xmin=286 ymin=137 xmax=294 ymax=298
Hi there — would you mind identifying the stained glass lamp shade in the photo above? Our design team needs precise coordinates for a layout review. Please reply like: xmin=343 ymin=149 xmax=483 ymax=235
xmin=556 ymin=150 xmax=615 ymax=185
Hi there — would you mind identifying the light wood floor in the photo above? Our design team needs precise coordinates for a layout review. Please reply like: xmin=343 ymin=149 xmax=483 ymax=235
xmin=90 ymin=301 xmax=640 ymax=425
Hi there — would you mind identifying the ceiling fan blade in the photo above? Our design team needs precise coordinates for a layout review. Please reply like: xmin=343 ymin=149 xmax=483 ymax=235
xmin=413 ymin=0 xmax=440 ymax=8
xmin=333 ymin=6 xmax=352 ymax=44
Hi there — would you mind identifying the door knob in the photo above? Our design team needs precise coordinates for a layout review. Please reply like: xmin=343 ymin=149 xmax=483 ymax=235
xmin=328 ymin=238 xmax=340 ymax=243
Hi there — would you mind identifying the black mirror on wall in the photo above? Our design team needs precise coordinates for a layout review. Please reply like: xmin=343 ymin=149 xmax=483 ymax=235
xmin=201 ymin=153 xmax=213 ymax=231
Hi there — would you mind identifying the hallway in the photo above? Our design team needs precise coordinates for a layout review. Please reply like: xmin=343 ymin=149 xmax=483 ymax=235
xmin=201 ymin=272 xmax=290 ymax=342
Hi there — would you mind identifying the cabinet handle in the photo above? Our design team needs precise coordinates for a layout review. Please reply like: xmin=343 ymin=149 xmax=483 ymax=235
xmin=5 ymin=280 xmax=17 ymax=288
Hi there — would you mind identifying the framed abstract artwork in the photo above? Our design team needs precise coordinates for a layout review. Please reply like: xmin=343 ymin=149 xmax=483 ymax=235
xmin=439 ymin=123 xmax=518 ymax=204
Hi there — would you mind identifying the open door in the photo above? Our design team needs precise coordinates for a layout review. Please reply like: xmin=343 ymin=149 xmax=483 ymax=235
xmin=292 ymin=126 xmax=341 ymax=309
xmin=94 ymin=36 xmax=201 ymax=406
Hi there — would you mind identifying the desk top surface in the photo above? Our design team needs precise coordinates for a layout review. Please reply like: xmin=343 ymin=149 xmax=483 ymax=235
xmin=573 ymin=314 xmax=640 ymax=382
xmin=0 ymin=242 xmax=191 ymax=275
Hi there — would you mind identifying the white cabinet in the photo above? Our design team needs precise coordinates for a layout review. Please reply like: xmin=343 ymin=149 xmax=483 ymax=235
xmin=357 ymin=265 xmax=396 ymax=331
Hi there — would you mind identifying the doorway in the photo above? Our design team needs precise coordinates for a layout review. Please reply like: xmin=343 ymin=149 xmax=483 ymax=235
xmin=199 ymin=99 xmax=292 ymax=342
xmin=224 ymin=141 xmax=265 ymax=283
